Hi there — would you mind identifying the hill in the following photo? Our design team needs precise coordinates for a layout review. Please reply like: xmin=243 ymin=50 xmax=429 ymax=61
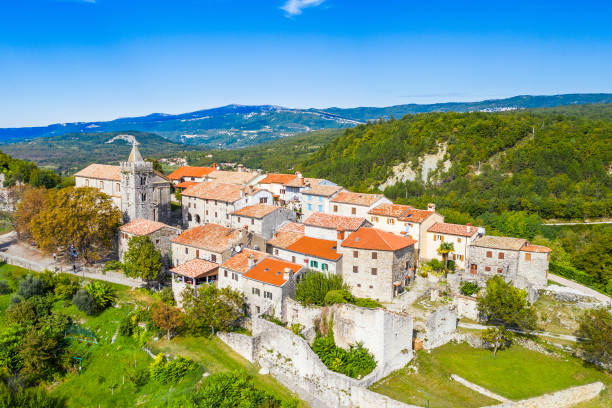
xmin=1 ymin=94 xmax=611 ymax=148
xmin=0 ymin=131 xmax=196 ymax=175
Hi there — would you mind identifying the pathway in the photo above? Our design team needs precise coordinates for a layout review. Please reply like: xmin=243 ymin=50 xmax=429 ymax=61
xmin=458 ymin=322 xmax=583 ymax=342
xmin=548 ymin=274 xmax=611 ymax=305
xmin=542 ymin=220 xmax=611 ymax=226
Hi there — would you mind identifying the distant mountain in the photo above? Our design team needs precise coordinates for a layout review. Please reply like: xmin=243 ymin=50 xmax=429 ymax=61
xmin=0 ymin=94 xmax=611 ymax=148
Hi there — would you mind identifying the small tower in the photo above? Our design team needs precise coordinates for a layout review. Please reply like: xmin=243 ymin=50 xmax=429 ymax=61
xmin=120 ymin=141 xmax=155 ymax=222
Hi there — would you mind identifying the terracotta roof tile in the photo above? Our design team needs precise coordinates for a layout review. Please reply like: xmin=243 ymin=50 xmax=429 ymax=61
xmin=170 ymin=258 xmax=219 ymax=278
xmin=172 ymin=224 xmax=242 ymax=252
xmin=175 ymin=181 xmax=199 ymax=189
xmin=221 ymin=248 xmax=269 ymax=274
xmin=428 ymin=222 xmax=479 ymax=237
xmin=331 ymin=191 xmax=385 ymax=206
xmin=207 ymin=170 xmax=259 ymax=185
xmin=259 ymin=173 xmax=298 ymax=185
xmin=398 ymin=208 xmax=436 ymax=223
xmin=232 ymin=204 xmax=278 ymax=219
xmin=304 ymin=213 xmax=367 ymax=231
xmin=119 ymin=218 xmax=177 ymax=236
xmin=368 ymin=203 xmax=413 ymax=217
xmin=182 ymin=181 xmax=247 ymax=202
xmin=267 ymin=231 xmax=304 ymax=249
xmin=168 ymin=166 xmax=215 ymax=180
xmin=286 ymin=236 xmax=341 ymax=261
xmin=521 ymin=244 xmax=552 ymax=253
xmin=277 ymin=222 xmax=305 ymax=234
xmin=243 ymin=257 xmax=303 ymax=287
xmin=302 ymin=185 xmax=343 ymax=197
xmin=341 ymin=227 xmax=416 ymax=251
xmin=75 ymin=164 xmax=121 ymax=181
xmin=285 ymin=177 xmax=323 ymax=188
xmin=471 ymin=235 xmax=528 ymax=251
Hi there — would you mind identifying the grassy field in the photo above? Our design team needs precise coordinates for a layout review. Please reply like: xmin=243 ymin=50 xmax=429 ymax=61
xmin=0 ymin=263 xmax=306 ymax=408
xmin=372 ymin=342 xmax=611 ymax=407
xmin=533 ymin=294 xmax=583 ymax=336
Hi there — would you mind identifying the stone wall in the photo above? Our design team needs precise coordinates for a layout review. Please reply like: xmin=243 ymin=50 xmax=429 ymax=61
xmin=217 ymin=331 xmax=257 ymax=363
xmin=424 ymin=306 xmax=457 ymax=349
xmin=453 ymin=295 xmax=479 ymax=320
xmin=283 ymin=297 xmax=322 ymax=330
xmin=483 ymin=382 xmax=605 ymax=408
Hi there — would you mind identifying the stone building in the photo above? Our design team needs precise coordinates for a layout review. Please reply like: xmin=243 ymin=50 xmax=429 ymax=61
xmin=284 ymin=175 xmax=335 ymax=205
xmin=340 ymin=227 xmax=416 ymax=303
xmin=329 ymin=191 xmax=392 ymax=218
xmin=167 ymin=164 xmax=216 ymax=185
xmin=424 ymin=222 xmax=481 ymax=270
xmin=230 ymin=203 xmax=296 ymax=240
xmin=467 ymin=235 xmax=551 ymax=289
xmin=207 ymin=169 xmax=263 ymax=186
xmin=300 ymin=184 xmax=344 ymax=218
xmin=270 ymin=235 xmax=343 ymax=276
xmin=256 ymin=173 xmax=300 ymax=205
xmin=302 ymin=212 xmax=370 ymax=241
xmin=170 ymin=258 xmax=219 ymax=306
xmin=118 ymin=218 xmax=181 ymax=266
xmin=218 ymin=248 xmax=269 ymax=293
xmin=74 ymin=142 xmax=172 ymax=223
xmin=171 ymin=223 xmax=250 ymax=267
xmin=181 ymin=182 xmax=273 ymax=228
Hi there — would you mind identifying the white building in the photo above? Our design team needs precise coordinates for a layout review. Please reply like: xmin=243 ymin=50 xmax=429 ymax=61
xmin=231 ymin=204 xmax=296 ymax=240
xmin=302 ymin=212 xmax=370 ymax=241
xmin=300 ymin=184 xmax=344 ymax=218
xmin=269 ymin=235 xmax=342 ymax=275
xmin=424 ymin=222 xmax=480 ymax=270
xmin=218 ymin=248 xmax=270 ymax=293
xmin=171 ymin=223 xmax=248 ymax=267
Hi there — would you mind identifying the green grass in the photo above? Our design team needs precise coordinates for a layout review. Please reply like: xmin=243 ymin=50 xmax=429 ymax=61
xmin=533 ymin=294 xmax=583 ymax=336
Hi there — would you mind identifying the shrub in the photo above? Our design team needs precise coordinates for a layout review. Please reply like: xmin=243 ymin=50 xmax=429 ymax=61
xmin=127 ymin=367 xmax=150 ymax=387
xmin=158 ymin=287 xmax=175 ymax=306
xmin=295 ymin=272 xmax=347 ymax=306
xmin=103 ymin=261 xmax=124 ymax=272
xmin=0 ymin=280 xmax=11 ymax=295
xmin=54 ymin=282 xmax=79 ymax=300
xmin=324 ymin=289 xmax=353 ymax=305
xmin=17 ymin=275 xmax=45 ymax=299
xmin=352 ymin=297 xmax=382 ymax=308
xmin=6 ymin=300 xmax=37 ymax=326
xmin=85 ymin=281 xmax=116 ymax=310
xmin=459 ymin=281 xmax=479 ymax=296
xmin=575 ymin=307 xmax=611 ymax=366
xmin=149 ymin=354 xmax=195 ymax=384
xmin=72 ymin=289 xmax=98 ymax=315
xmin=311 ymin=334 xmax=376 ymax=379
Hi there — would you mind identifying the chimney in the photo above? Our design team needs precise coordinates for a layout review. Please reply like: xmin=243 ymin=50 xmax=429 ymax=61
xmin=248 ymin=254 xmax=255 ymax=268
xmin=283 ymin=267 xmax=293 ymax=281
xmin=336 ymin=228 xmax=345 ymax=251
xmin=212 ymin=162 xmax=217 ymax=170
xmin=427 ymin=203 xmax=436 ymax=212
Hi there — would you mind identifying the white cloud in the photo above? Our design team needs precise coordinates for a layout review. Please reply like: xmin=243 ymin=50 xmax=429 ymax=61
xmin=281 ymin=0 xmax=324 ymax=16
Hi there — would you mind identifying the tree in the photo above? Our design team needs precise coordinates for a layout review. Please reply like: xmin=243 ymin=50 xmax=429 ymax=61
xmin=29 ymin=168 xmax=61 ymax=189
xmin=481 ymin=327 xmax=512 ymax=357
xmin=477 ymin=276 xmax=537 ymax=332
xmin=14 ymin=187 xmax=49 ymax=240
xmin=575 ymin=308 xmax=611 ymax=367
xmin=437 ymin=242 xmax=455 ymax=270
xmin=122 ymin=236 xmax=163 ymax=284
xmin=30 ymin=187 xmax=122 ymax=263
xmin=84 ymin=281 xmax=116 ymax=311
xmin=17 ymin=275 xmax=45 ymax=299
xmin=72 ymin=289 xmax=98 ymax=315
xmin=181 ymin=285 xmax=244 ymax=335
xmin=295 ymin=271 xmax=347 ymax=306
xmin=152 ymin=303 xmax=184 ymax=340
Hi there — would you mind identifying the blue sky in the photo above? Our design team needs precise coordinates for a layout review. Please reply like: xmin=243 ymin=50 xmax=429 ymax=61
xmin=1 ymin=0 xmax=611 ymax=127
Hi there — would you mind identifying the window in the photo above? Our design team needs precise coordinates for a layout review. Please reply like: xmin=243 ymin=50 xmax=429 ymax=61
xmin=232 ymin=272 xmax=238 ymax=281
xmin=457 ymin=237 xmax=462 ymax=243
xmin=353 ymin=266 xmax=358 ymax=273
xmin=260 ymin=197 xmax=268 ymax=204
xmin=211 ymin=254 xmax=216 ymax=262
xmin=357 ymin=283 xmax=361 ymax=288
xmin=116 ymin=183 xmax=120 ymax=192
xmin=291 ymin=256 xmax=296 ymax=263
xmin=486 ymin=251 xmax=492 ymax=258
xmin=318 ymin=205 xmax=322 ymax=212
xmin=371 ymin=216 xmax=379 ymax=222
xmin=237 ymin=217 xmax=241 ymax=223
xmin=256 ymin=306 xmax=260 ymax=313
xmin=141 ymin=193 xmax=146 ymax=201
xmin=351 ymin=207 xmax=356 ymax=215
xmin=369 ymin=285 xmax=373 ymax=289
xmin=185 ymin=248 xmax=188 ymax=254
xmin=274 ymin=249 xmax=279 ymax=255
xmin=308 ymin=195 xmax=312 ymax=201
xmin=353 ymin=251 xmax=358 ymax=258
xmin=188 ymin=213 xmax=192 ymax=221
xmin=214 ymin=212 xmax=218 ymax=218
xmin=485 ymin=266 xmax=491 ymax=272
xmin=318 ymin=196 xmax=322 ymax=202
xmin=387 ymin=218 xmax=395 ymax=225
xmin=372 ymin=252 xmax=377 ymax=259
xmin=264 ymin=291 xmax=273 ymax=300
xmin=371 ymin=268 xmax=377 ymax=275
xmin=100 ymin=181 xmax=104 ymax=189
xmin=310 ymin=260 xmax=318 ymax=268
xmin=525 ymin=253 xmax=531 ymax=261
xmin=497 ymin=268 xmax=503 ymax=274
xmin=251 ymin=219 xmax=254 ymax=225
xmin=498 ymin=252 xmax=504 ymax=259
xmin=460 ymin=255 xmax=464 ymax=261
xmin=196 ymin=249 xmax=200 ymax=258
xmin=333 ymin=205 xmax=338 ymax=212
xmin=321 ymin=263 xmax=328 ymax=271
xmin=224 ymin=270 xmax=228 ymax=277
xmin=307 ymin=204 xmax=312 ymax=211
xmin=252 ymin=288 xmax=261 ymax=296
xmin=205 ymin=210 xmax=208 ymax=215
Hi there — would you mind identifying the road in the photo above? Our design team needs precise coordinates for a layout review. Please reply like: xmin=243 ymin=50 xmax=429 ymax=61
xmin=542 ymin=221 xmax=611 ymax=226
xmin=548 ymin=273 xmax=611 ymax=305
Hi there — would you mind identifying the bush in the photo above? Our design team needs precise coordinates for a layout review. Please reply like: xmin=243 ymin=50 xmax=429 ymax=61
xmin=311 ymin=334 xmax=376 ymax=379
xmin=0 ymin=383 xmax=66 ymax=408
xmin=103 ymin=261 xmax=124 ymax=272
xmin=85 ymin=281 xmax=116 ymax=310
xmin=459 ymin=281 xmax=479 ymax=296
xmin=17 ymin=275 xmax=45 ymax=299
xmin=550 ymin=263 xmax=609 ymax=294
xmin=295 ymin=272 xmax=347 ymax=306
xmin=54 ymin=282 xmax=79 ymax=300
xmin=149 ymin=354 xmax=195 ymax=384
xmin=158 ymin=287 xmax=175 ymax=306
xmin=0 ymin=280 xmax=11 ymax=295
xmin=6 ymin=300 xmax=37 ymax=326
xmin=127 ymin=367 xmax=150 ymax=387
xmin=352 ymin=297 xmax=382 ymax=308
xmin=72 ymin=289 xmax=98 ymax=315
xmin=324 ymin=289 xmax=353 ymax=305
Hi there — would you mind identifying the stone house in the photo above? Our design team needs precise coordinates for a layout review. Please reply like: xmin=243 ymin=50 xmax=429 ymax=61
xmin=242 ymin=257 xmax=305 ymax=318
xmin=368 ymin=203 xmax=443 ymax=259
xmin=303 ymin=212 xmax=370 ymax=241
xmin=206 ymin=170 xmax=264 ymax=186
xmin=284 ymin=175 xmax=335 ymax=205
xmin=171 ymin=223 xmax=250 ymax=267
xmin=181 ymin=181 xmax=273 ymax=228
xmin=340 ymin=227 xmax=416 ymax=303
xmin=424 ymin=222 xmax=481 ymax=270
xmin=230 ymin=203 xmax=296 ymax=240
xmin=270 ymin=235 xmax=343 ymax=275
xmin=217 ymin=248 xmax=270 ymax=294
xmin=467 ymin=235 xmax=551 ymax=289
xmin=329 ymin=191 xmax=392 ymax=218
xmin=300 ymin=184 xmax=344 ymax=219
xmin=256 ymin=173 xmax=299 ymax=205
xmin=118 ymin=218 xmax=181 ymax=266
xmin=75 ymin=143 xmax=172 ymax=223
xmin=170 ymin=258 xmax=219 ymax=306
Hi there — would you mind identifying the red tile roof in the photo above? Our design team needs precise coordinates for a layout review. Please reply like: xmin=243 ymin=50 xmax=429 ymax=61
xmin=398 ymin=209 xmax=436 ymax=223
xmin=232 ymin=204 xmax=278 ymax=219
xmin=182 ymin=181 xmax=246 ymax=202
xmin=267 ymin=231 xmax=304 ymax=249
xmin=471 ymin=236 xmax=527 ymax=251
xmin=341 ymin=227 xmax=416 ymax=251
xmin=286 ymin=236 xmax=341 ymax=261
xmin=368 ymin=203 xmax=413 ymax=217
xmin=285 ymin=177 xmax=322 ymax=188
xmin=172 ymin=224 xmax=242 ymax=252
xmin=75 ymin=164 xmax=121 ymax=181
xmin=521 ymin=244 xmax=552 ymax=253
xmin=119 ymin=218 xmax=176 ymax=236
xmin=331 ymin=191 xmax=385 ymax=206
xmin=175 ymin=181 xmax=199 ymax=189
xmin=171 ymin=258 xmax=219 ymax=278
xmin=302 ymin=185 xmax=343 ymax=197
xmin=428 ymin=222 xmax=478 ymax=237
xmin=221 ymin=248 xmax=269 ymax=274
xmin=278 ymin=222 xmax=305 ymax=234
xmin=243 ymin=257 xmax=302 ymax=287
xmin=259 ymin=173 xmax=298 ymax=185
xmin=207 ymin=170 xmax=259 ymax=185
xmin=304 ymin=212 xmax=367 ymax=231
xmin=168 ymin=166 xmax=215 ymax=180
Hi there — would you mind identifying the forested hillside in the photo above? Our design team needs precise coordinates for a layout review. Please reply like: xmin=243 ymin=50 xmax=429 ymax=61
xmin=301 ymin=111 xmax=612 ymax=220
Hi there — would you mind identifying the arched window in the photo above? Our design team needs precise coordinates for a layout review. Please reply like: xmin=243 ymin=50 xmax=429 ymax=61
xmin=195 ymin=214 xmax=201 ymax=223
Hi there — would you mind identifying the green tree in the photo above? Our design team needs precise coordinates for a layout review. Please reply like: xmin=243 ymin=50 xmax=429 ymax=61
xmin=30 ymin=187 xmax=122 ymax=263
xmin=84 ymin=281 xmax=116 ymax=311
xmin=181 ymin=285 xmax=244 ymax=335
xmin=152 ymin=303 xmax=184 ymax=340
xmin=295 ymin=271 xmax=347 ymax=306
xmin=575 ymin=308 xmax=611 ymax=367
xmin=72 ymin=289 xmax=97 ymax=315
xmin=481 ymin=326 xmax=513 ymax=357
xmin=477 ymin=276 xmax=537 ymax=332
xmin=29 ymin=168 xmax=61 ymax=189
xmin=437 ymin=242 xmax=455 ymax=270
xmin=122 ymin=236 xmax=163 ymax=284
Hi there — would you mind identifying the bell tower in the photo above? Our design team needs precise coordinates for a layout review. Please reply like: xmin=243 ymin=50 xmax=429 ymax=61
xmin=120 ymin=141 xmax=154 ymax=222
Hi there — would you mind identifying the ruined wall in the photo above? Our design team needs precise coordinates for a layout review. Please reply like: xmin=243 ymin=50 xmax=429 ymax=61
xmin=216 ymin=331 xmax=257 ymax=363
xmin=483 ymin=382 xmax=604 ymax=408
xmin=424 ymin=306 xmax=457 ymax=349
xmin=453 ymin=295 xmax=479 ymax=321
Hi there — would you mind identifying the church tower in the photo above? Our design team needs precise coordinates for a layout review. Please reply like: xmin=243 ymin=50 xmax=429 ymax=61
xmin=120 ymin=141 xmax=155 ymax=222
